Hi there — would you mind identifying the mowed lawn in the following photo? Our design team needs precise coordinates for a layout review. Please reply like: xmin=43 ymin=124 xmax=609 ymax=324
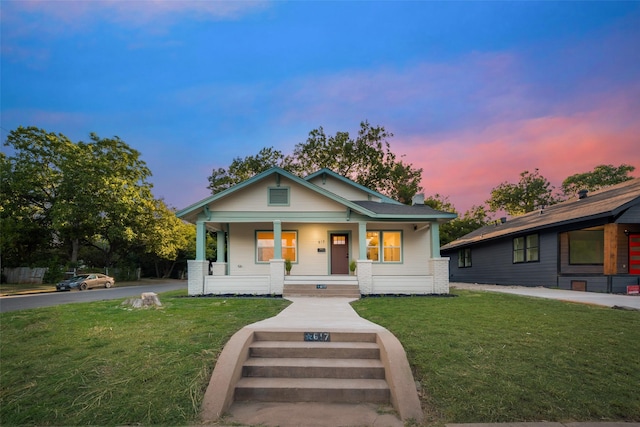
xmin=353 ymin=290 xmax=640 ymax=424
xmin=1 ymin=289 xmax=638 ymax=426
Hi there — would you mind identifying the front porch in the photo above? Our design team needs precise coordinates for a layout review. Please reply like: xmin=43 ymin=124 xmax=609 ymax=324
xmin=187 ymin=258 xmax=450 ymax=296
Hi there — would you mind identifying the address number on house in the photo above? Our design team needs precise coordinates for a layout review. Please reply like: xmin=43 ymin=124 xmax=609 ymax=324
xmin=304 ymin=332 xmax=330 ymax=342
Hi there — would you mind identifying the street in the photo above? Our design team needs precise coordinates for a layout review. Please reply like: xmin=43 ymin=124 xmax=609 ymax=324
xmin=0 ymin=280 xmax=187 ymax=313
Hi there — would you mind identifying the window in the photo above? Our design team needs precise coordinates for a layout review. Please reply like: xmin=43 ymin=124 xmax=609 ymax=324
xmin=569 ymin=229 xmax=604 ymax=265
xmin=513 ymin=234 xmax=539 ymax=263
xmin=366 ymin=231 xmax=380 ymax=261
xmin=257 ymin=231 xmax=297 ymax=263
xmin=268 ymin=187 xmax=289 ymax=206
xmin=458 ymin=248 xmax=472 ymax=267
xmin=333 ymin=235 xmax=346 ymax=245
xmin=366 ymin=231 xmax=402 ymax=262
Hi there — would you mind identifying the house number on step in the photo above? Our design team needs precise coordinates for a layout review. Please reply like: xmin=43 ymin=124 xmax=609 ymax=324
xmin=304 ymin=332 xmax=330 ymax=342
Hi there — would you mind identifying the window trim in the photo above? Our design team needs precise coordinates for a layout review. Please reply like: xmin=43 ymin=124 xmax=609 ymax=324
xmin=513 ymin=233 xmax=539 ymax=264
xmin=268 ymin=187 xmax=290 ymax=206
xmin=366 ymin=230 xmax=403 ymax=263
xmin=256 ymin=230 xmax=298 ymax=263
xmin=458 ymin=248 xmax=472 ymax=268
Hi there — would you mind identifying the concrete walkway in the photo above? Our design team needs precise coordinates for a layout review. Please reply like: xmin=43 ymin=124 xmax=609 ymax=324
xmin=451 ymin=282 xmax=640 ymax=310
xmin=208 ymin=297 xmax=410 ymax=427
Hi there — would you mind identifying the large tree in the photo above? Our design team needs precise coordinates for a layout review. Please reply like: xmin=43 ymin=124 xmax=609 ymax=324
xmin=487 ymin=169 xmax=562 ymax=216
xmin=207 ymin=121 xmax=424 ymax=204
xmin=561 ymin=164 xmax=636 ymax=197
xmin=2 ymin=126 xmax=191 ymax=273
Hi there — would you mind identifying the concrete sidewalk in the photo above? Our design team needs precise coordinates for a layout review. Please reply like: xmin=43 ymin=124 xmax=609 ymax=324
xmin=451 ymin=283 xmax=640 ymax=310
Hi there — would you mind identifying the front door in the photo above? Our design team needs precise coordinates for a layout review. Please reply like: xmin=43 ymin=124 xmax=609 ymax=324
xmin=630 ymin=234 xmax=640 ymax=274
xmin=331 ymin=234 xmax=349 ymax=274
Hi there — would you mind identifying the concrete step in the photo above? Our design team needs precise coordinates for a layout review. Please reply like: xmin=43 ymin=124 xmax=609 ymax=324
xmin=253 ymin=331 xmax=377 ymax=343
xmin=242 ymin=357 xmax=386 ymax=379
xmin=284 ymin=275 xmax=358 ymax=284
xmin=234 ymin=377 xmax=390 ymax=403
xmin=249 ymin=341 xmax=380 ymax=359
xmin=283 ymin=284 xmax=360 ymax=298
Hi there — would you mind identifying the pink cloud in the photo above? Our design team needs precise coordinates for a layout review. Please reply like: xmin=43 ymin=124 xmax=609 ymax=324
xmin=2 ymin=1 xmax=269 ymax=32
xmin=397 ymin=87 xmax=640 ymax=216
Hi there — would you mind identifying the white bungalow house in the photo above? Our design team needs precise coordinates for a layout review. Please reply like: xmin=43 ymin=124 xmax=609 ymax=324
xmin=176 ymin=167 xmax=456 ymax=296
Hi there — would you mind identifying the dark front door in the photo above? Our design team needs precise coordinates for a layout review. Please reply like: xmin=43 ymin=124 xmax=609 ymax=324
xmin=331 ymin=234 xmax=349 ymax=274
xmin=630 ymin=234 xmax=640 ymax=274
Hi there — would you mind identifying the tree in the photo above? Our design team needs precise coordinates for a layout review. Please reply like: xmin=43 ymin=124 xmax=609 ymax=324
xmin=487 ymin=169 xmax=562 ymax=216
xmin=425 ymin=194 xmax=491 ymax=245
xmin=208 ymin=147 xmax=286 ymax=194
xmin=1 ymin=128 xmax=73 ymax=266
xmin=561 ymin=164 xmax=636 ymax=197
xmin=207 ymin=121 xmax=424 ymax=203
xmin=140 ymin=200 xmax=194 ymax=278
xmin=2 ymin=126 xmax=188 ymax=275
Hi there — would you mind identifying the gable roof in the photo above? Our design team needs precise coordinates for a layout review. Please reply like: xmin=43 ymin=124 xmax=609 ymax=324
xmin=305 ymin=168 xmax=402 ymax=205
xmin=442 ymin=178 xmax=640 ymax=251
xmin=176 ymin=167 xmax=456 ymax=223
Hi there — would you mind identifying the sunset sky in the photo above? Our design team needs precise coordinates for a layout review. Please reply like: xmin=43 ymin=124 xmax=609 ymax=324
xmin=2 ymin=1 xmax=639 ymax=215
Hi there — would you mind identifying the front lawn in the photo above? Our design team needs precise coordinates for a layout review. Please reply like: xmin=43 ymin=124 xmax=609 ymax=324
xmin=1 ymin=289 xmax=638 ymax=426
xmin=352 ymin=290 xmax=640 ymax=424
xmin=0 ymin=291 xmax=289 ymax=426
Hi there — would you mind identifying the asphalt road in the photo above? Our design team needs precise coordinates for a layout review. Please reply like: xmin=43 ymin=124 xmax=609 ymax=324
xmin=0 ymin=280 xmax=187 ymax=313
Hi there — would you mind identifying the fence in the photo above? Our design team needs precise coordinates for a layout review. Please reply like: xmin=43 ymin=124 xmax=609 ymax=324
xmin=3 ymin=267 xmax=48 ymax=284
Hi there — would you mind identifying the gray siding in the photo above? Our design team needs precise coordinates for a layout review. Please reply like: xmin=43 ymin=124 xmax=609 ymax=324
xmin=447 ymin=232 xmax=558 ymax=287
xmin=616 ymin=204 xmax=640 ymax=223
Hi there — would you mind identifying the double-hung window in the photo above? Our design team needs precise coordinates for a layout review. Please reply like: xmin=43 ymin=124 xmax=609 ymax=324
xmin=513 ymin=234 xmax=539 ymax=263
xmin=366 ymin=231 xmax=402 ymax=262
xmin=458 ymin=248 xmax=472 ymax=267
xmin=256 ymin=231 xmax=297 ymax=263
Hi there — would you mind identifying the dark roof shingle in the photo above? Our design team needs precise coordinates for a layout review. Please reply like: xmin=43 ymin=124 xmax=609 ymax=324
xmin=442 ymin=178 xmax=640 ymax=250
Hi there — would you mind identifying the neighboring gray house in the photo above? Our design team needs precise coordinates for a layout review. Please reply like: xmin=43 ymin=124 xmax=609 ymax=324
xmin=177 ymin=167 xmax=456 ymax=296
xmin=441 ymin=178 xmax=640 ymax=293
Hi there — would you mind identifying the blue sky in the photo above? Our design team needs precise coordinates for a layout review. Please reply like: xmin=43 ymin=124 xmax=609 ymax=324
xmin=2 ymin=1 xmax=639 ymax=214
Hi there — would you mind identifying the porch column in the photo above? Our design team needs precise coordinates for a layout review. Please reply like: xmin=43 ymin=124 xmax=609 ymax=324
xmin=216 ymin=231 xmax=226 ymax=262
xmin=273 ymin=220 xmax=282 ymax=259
xmin=431 ymin=222 xmax=441 ymax=258
xmin=211 ymin=230 xmax=227 ymax=276
xmin=358 ymin=221 xmax=368 ymax=260
xmin=196 ymin=220 xmax=207 ymax=261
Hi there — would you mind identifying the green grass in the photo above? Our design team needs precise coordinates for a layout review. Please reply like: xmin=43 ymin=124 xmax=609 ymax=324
xmin=2 ymin=289 xmax=639 ymax=426
xmin=352 ymin=290 xmax=640 ymax=424
xmin=0 ymin=290 xmax=290 ymax=426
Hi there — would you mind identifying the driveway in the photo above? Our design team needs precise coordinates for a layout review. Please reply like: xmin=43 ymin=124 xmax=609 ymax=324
xmin=451 ymin=282 xmax=640 ymax=310
xmin=0 ymin=280 xmax=186 ymax=313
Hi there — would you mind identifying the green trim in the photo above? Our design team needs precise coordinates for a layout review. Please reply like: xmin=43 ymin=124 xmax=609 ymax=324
xmin=268 ymin=186 xmax=290 ymax=206
xmin=365 ymin=229 xmax=404 ymax=264
xmin=255 ymin=229 xmax=298 ymax=264
xmin=177 ymin=167 xmax=456 ymax=223
xmin=305 ymin=168 xmax=402 ymax=205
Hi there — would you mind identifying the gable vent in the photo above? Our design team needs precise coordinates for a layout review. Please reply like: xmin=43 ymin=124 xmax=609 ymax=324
xmin=269 ymin=187 xmax=289 ymax=205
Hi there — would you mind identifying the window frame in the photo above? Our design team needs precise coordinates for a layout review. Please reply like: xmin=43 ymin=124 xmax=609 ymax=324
xmin=458 ymin=248 xmax=472 ymax=268
xmin=256 ymin=230 xmax=297 ymax=263
xmin=513 ymin=233 xmax=539 ymax=264
xmin=268 ymin=187 xmax=290 ymax=206
xmin=366 ymin=230 xmax=402 ymax=263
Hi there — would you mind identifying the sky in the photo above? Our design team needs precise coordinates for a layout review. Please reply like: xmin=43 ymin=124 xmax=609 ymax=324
xmin=2 ymin=1 xmax=639 ymax=215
